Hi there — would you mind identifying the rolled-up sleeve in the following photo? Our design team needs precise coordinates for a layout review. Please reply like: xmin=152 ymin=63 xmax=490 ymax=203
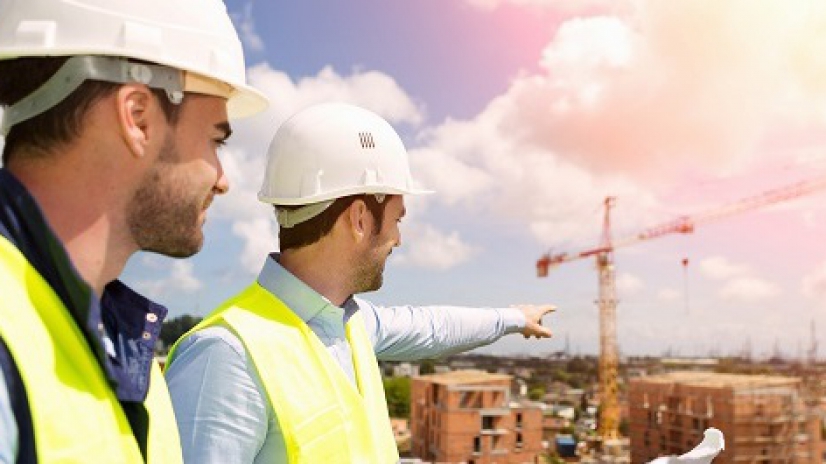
xmin=357 ymin=298 xmax=525 ymax=361
xmin=165 ymin=326 xmax=269 ymax=464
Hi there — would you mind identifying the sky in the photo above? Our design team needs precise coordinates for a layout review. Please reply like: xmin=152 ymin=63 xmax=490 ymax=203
xmin=45 ymin=0 xmax=826 ymax=359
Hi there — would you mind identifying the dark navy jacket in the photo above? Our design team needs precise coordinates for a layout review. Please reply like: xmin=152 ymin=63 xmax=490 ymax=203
xmin=0 ymin=169 xmax=168 ymax=463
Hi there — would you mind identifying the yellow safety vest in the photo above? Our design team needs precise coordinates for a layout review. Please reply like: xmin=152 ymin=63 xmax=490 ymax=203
xmin=0 ymin=235 xmax=182 ymax=463
xmin=170 ymin=283 xmax=399 ymax=464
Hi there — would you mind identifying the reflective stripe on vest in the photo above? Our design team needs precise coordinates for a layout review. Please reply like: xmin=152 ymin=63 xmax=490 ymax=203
xmin=170 ymin=283 xmax=398 ymax=464
xmin=0 ymin=235 xmax=182 ymax=463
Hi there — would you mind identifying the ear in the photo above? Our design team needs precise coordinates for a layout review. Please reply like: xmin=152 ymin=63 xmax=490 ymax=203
xmin=347 ymin=199 xmax=371 ymax=243
xmin=115 ymin=85 xmax=155 ymax=158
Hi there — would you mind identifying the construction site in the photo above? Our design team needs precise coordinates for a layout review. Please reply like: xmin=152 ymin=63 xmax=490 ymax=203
xmin=393 ymin=350 xmax=826 ymax=464
xmin=527 ymin=175 xmax=826 ymax=462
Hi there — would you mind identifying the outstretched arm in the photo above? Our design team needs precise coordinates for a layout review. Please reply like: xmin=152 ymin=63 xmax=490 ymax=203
xmin=357 ymin=299 xmax=555 ymax=361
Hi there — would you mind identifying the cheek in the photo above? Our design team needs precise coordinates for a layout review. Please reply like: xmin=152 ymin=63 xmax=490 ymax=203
xmin=384 ymin=223 xmax=400 ymax=242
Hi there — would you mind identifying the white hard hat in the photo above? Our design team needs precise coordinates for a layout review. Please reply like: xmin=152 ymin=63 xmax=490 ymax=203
xmin=0 ymin=0 xmax=268 ymax=131
xmin=258 ymin=102 xmax=431 ymax=227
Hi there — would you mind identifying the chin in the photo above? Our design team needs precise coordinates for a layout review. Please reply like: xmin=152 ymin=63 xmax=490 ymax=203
xmin=148 ymin=233 xmax=204 ymax=258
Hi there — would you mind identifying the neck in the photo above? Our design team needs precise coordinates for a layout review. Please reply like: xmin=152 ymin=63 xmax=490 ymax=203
xmin=9 ymin=154 xmax=136 ymax=297
xmin=280 ymin=242 xmax=353 ymax=307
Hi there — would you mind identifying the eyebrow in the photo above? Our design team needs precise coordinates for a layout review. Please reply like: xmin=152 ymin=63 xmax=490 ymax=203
xmin=216 ymin=121 xmax=233 ymax=141
xmin=400 ymin=207 xmax=407 ymax=218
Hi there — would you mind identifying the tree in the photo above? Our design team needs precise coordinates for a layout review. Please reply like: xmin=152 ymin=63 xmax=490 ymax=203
xmin=383 ymin=376 xmax=411 ymax=418
xmin=418 ymin=359 xmax=436 ymax=375
xmin=158 ymin=314 xmax=203 ymax=353
xmin=528 ymin=386 xmax=546 ymax=401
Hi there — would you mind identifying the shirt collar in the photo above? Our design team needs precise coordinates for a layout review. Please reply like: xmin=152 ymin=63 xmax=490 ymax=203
xmin=257 ymin=252 xmax=346 ymax=323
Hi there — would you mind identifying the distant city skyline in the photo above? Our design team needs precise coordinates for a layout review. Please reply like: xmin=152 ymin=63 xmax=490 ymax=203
xmin=100 ymin=0 xmax=826 ymax=358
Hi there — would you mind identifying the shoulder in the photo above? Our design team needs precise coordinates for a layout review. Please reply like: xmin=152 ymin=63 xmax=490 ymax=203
xmin=165 ymin=325 xmax=264 ymax=409
xmin=349 ymin=296 xmax=382 ymax=325
xmin=351 ymin=296 xmax=379 ymax=316
xmin=167 ymin=325 xmax=249 ymax=374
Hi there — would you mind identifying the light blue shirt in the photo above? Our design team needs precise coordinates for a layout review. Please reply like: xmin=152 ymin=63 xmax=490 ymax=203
xmin=165 ymin=255 xmax=526 ymax=463
xmin=0 ymin=368 xmax=15 ymax=464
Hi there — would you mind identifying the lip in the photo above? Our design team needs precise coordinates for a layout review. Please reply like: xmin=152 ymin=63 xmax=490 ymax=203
xmin=202 ymin=193 xmax=215 ymax=211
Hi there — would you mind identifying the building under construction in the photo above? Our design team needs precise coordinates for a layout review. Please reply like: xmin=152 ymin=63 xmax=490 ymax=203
xmin=410 ymin=370 xmax=543 ymax=464
xmin=629 ymin=371 xmax=822 ymax=463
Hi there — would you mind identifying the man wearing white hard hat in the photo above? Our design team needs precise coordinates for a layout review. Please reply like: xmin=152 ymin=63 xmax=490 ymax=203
xmin=165 ymin=102 xmax=556 ymax=463
xmin=0 ymin=0 xmax=267 ymax=462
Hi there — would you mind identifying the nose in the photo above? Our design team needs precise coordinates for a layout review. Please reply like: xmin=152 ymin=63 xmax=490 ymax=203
xmin=214 ymin=159 xmax=229 ymax=195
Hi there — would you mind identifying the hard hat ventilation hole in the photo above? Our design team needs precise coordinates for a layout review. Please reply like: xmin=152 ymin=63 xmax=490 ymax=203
xmin=359 ymin=132 xmax=375 ymax=149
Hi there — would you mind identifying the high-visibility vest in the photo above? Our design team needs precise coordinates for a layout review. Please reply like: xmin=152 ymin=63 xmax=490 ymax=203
xmin=0 ymin=235 xmax=182 ymax=463
xmin=170 ymin=283 xmax=399 ymax=464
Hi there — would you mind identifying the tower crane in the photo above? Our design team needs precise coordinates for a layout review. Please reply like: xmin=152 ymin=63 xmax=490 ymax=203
xmin=535 ymin=174 xmax=826 ymax=441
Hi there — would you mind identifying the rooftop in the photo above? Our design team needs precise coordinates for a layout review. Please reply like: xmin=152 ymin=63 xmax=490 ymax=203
xmin=634 ymin=371 xmax=799 ymax=389
xmin=415 ymin=369 xmax=512 ymax=385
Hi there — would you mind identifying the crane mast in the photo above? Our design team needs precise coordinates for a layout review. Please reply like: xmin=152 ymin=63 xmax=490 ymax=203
xmin=596 ymin=198 xmax=620 ymax=440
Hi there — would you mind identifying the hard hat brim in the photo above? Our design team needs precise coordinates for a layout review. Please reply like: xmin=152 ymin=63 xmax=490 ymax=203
xmin=259 ymin=186 xmax=434 ymax=206
xmin=227 ymin=84 xmax=269 ymax=119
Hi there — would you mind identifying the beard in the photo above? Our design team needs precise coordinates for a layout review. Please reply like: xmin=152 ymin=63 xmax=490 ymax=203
xmin=126 ymin=134 xmax=210 ymax=258
xmin=351 ymin=235 xmax=388 ymax=294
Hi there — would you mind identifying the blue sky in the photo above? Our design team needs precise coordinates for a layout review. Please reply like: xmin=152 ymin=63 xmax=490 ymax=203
xmin=118 ymin=0 xmax=826 ymax=359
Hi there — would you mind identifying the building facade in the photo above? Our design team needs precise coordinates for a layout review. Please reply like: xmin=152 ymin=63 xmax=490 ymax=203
xmin=411 ymin=370 xmax=543 ymax=464
xmin=629 ymin=372 xmax=822 ymax=464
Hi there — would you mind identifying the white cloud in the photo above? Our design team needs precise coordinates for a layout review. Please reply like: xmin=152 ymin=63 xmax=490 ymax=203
xmin=442 ymin=0 xmax=826 ymax=194
xmin=657 ymin=288 xmax=681 ymax=301
xmin=802 ymin=261 xmax=826 ymax=299
xmin=510 ymin=7 xmax=815 ymax=178
xmin=245 ymin=64 xmax=423 ymax=127
xmin=411 ymin=70 xmax=661 ymax=247
xmin=232 ymin=217 xmax=278 ymax=274
xmin=395 ymin=225 xmax=479 ymax=270
xmin=408 ymin=145 xmax=493 ymax=206
xmin=719 ymin=277 xmax=781 ymax=302
xmin=212 ymin=146 xmax=272 ymax=222
xmin=231 ymin=2 xmax=264 ymax=52
xmin=697 ymin=256 xmax=781 ymax=303
xmin=135 ymin=259 xmax=202 ymax=298
xmin=699 ymin=256 xmax=750 ymax=281
xmin=616 ymin=272 xmax=644 ymax=295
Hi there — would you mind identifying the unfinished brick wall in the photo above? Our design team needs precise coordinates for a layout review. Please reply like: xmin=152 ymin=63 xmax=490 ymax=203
xmin=411 ymin=370 xmax=544 ymax=464
xmin=629 ymin=372 xmax=822 ymax=464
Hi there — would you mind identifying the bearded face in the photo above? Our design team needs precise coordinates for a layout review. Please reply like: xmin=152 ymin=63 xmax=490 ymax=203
xmin=350 ymin=196 xmax=405 ymax=294
xmin=126 ymin=133 xmax=214 ymax=258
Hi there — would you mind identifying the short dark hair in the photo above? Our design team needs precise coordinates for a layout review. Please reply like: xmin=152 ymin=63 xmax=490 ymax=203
xmin=0 ymin=57 xmax=183 ymax=164
xmin=278 ymin=194 xmax=390 ymax=251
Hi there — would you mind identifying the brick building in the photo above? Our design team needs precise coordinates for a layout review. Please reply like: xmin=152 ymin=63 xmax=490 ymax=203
xmin=629 ymin=371 xmax=822 ymax=464
xmin=410 ymin=370 xmax=543 ymax=464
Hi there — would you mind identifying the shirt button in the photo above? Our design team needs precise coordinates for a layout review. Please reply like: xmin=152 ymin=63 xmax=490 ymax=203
xmin=146 ymin=313 xmax=158 ymax=323
xmin=142 ymin=331 xmax=152 ymax=340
